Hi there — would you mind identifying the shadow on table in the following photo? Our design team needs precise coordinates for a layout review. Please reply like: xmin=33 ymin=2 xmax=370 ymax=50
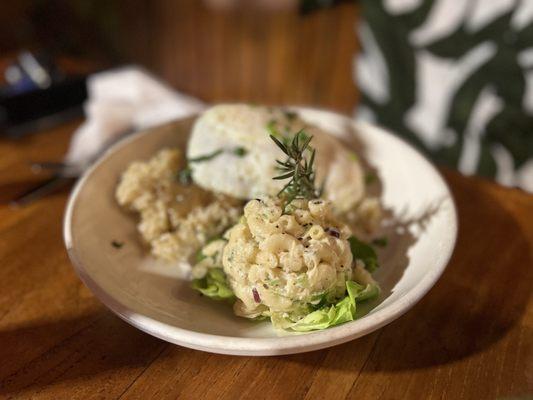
xmin=0 ymin=311 xmax=170 ymax=396
xmin=283 ymin=173 xmax=532 ymax=372
xmin=2 ymin=121 xmax=530 ymax=395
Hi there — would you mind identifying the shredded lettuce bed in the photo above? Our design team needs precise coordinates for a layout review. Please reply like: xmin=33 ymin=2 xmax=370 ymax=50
xmin=271 ymin=281 xmax=379 ymax=331
xmin=192 ymin=270 xmax=379 ymax=332
xmin=191 ymin=268 xmax=234 ymax=300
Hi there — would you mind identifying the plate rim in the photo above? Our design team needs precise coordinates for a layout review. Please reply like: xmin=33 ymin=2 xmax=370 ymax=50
xmin=63 ymin=107 xmax=458 ymax=356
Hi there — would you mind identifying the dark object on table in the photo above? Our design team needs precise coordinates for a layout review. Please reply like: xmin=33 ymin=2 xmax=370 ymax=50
xmin=0 ymin=51 xmax=88 ymax=137
xmin=9 ymin=161 xmax=83 ymax=206
xmin=299 ymin=0 xmax=351 ymax=14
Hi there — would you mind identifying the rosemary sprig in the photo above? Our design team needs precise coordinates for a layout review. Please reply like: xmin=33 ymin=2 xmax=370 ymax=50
xmin=270 ymin=129 xmax=320 ymax=208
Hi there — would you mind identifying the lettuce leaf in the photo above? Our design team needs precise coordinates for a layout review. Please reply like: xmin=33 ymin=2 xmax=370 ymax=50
xmin=274 ymin=281 xmax=380 ymax=332
xmin=348 ymin=236 xmax=379 ymax=272
xmin=191 ymin=268 xmax=234 ymax=300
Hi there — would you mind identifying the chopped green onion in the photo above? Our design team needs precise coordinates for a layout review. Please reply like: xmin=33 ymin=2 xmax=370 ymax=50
xmin=365 ymin=173 xmax=377 ymax=185
xmin=188 ymin=149 xmax=224 ymax=163
xmin=178 ymin=166 xmax=193 ymax=185
xmin=233 ymin=147 xmax=248 ymax=157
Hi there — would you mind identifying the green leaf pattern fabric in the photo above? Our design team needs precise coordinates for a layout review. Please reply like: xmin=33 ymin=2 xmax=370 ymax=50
xmin=357 ymin=0 xmax=533 ymax=191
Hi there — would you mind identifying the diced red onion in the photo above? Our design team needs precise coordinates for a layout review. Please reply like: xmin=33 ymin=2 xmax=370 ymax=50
xmin=252 ymin=288 xmax=261 ymax=303
xmin=326 ymin=227 xmax=340 ymax=238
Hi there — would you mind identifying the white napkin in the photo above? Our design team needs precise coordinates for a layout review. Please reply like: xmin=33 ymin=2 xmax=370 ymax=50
xmin=65 ymin=66 xmax=205 ymax=167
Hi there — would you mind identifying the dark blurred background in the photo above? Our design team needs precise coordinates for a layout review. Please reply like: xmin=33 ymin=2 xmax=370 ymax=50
xmin=0 ymin=0 xmax=360 ymax=112
xmin=1 ymin=0 xmax=531 ymax=191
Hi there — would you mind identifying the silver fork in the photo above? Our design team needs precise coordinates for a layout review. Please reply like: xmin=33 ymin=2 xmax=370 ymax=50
xmin=10 ymin=162 xmax=85 ymax=206
xmin=11 ymin=132 xmax=129 ymax=206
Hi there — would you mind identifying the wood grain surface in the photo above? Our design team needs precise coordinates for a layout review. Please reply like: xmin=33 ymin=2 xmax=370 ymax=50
xmin=0 ymin=124 xmax=531 ymax=399
xmin=116 ymin=0 xmax=360 ymax=113
xmin=1 ymin=1 xmax=532 ymax=399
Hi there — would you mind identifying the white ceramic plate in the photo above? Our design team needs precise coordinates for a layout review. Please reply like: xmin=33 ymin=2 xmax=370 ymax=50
xmin=64 ymin=108 xmax=457 ymax=356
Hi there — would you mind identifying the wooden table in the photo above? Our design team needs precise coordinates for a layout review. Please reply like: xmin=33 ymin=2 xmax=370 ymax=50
xmin=0 ymin=118 xmax=531 ymax=399
xmin=1 ymin=3 xmax=532 ymax=398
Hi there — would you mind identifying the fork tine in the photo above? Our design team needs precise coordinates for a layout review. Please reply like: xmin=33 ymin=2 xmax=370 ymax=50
xmin=10 ymin=175 xmax=75 ymax=207
xmin=30 ymin=162 xmax=67 ymax=172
